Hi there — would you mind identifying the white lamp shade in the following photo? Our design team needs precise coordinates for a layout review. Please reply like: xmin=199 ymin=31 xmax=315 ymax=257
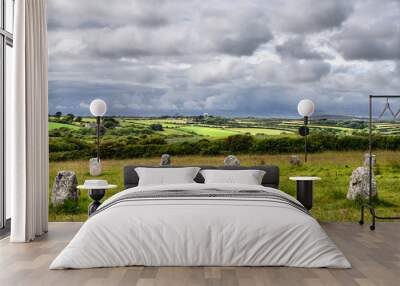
xmin=297 ymin=99 xmax=315 ymax=117
xmin=90 ymin=99 xmax=107 ymax=117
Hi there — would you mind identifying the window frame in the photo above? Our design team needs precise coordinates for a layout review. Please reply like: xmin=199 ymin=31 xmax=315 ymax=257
xmin=0 ymin=0 xmax=13 ymax=232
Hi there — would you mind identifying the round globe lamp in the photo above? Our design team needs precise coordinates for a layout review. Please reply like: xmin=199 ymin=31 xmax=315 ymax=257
xmin=297 ymin=99 xmax=314 ymax=118
xmin=90 ymin=99 xmax=107 ymax=117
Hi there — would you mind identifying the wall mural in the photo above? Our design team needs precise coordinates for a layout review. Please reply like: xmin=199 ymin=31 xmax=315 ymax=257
xmin=46 ymin=0 xmax=400 ymax=223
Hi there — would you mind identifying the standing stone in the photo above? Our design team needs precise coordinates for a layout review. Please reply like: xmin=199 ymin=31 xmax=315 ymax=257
xmin=160 ymin=154 xmax=171 ymax=166
xmin=363 ymin=153 xmax=376 ymax=167
xmin=347 ymin=167 xmax=377 ymax=200
xmin=89 ymin=157 xmax=102 ymax=176
xmin=224 ymin=155 xmax=240 ymax=166
xmin=289 ymin=155 xmax=301 ymax=166
xmin=51 ymin=171 xmax=79 ymax=206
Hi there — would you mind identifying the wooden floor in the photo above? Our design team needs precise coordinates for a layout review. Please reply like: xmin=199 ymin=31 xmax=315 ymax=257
xmin=0 ymin=222 xmax=399 ymax=286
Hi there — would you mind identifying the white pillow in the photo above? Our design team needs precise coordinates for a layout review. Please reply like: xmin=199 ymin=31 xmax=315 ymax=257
xmin=200 ymin=169 xmax=266 ymax=185
xmin=135 ymin=167 xmax=200 ymax=186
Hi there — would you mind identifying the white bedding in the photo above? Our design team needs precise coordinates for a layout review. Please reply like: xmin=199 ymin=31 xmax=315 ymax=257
xmin=50 ymin=183 xmax=351 ymax=269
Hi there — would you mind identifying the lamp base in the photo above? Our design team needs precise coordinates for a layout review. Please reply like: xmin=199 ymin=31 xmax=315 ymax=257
xmin=89 ymin=157 xmax=102 ymax=176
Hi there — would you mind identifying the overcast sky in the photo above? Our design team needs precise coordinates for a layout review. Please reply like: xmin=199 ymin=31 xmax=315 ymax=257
xmin=47 ymin=0 xmax=400 ymax=117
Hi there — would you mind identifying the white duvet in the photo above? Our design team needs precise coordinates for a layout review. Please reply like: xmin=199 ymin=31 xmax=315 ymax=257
xmin=50 ymin=183 xmax=351 ymax=269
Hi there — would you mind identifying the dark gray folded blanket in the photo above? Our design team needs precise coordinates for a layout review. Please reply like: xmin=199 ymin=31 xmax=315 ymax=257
xmin=91 ymin=189 xmax=309 ymax=217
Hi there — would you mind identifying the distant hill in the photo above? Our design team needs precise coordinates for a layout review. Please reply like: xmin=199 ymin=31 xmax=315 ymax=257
xmin=312 ymin=114 xmax=365 ymax=120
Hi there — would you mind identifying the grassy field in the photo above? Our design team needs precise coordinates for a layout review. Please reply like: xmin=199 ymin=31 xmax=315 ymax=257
xmin=49 ymin=116 xmax=400 ymax=152
xmin=229 ymin=127 xmax=294 ymax=136
xmin=49 ymin=151 xmax=400 ymax=222
xmin=178 ymin=126 xmax=241 ymax=138
xmin=49 ymin=122 xmax=81 ymax=131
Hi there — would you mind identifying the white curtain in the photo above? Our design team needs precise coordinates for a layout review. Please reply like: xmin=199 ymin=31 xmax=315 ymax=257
xmin=7 ymin=0 xmax=49 ymax=242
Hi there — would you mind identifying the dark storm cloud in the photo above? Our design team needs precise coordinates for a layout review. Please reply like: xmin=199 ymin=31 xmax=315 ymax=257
xmin=47 ymin=0 xmax=170 ymax=30
xmin=48 ymin=80 xmax=169 ymax=116
xmin=47 ymin=0 xmax=400 ymax=117
xmin=256 ymin=59 xmax=331 ymax=83
xmin=276 ymin=36 xmax=328 ymax=60
xmin=78 ymin=7 xmax=274 ymax=59
xmin=269 ymin=0 xmax=354 ymax=33
xmin=334 ymin=0 xmax=400 ymax=61
xmin=337 ymin=38 xmax=400 ymax=61
xmin=200 ymin=9 xmax=273 ymax=56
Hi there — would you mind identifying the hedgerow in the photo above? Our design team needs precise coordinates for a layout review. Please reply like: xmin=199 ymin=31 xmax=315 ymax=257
xmin=49 ymin=134 xmax=400 ymax=161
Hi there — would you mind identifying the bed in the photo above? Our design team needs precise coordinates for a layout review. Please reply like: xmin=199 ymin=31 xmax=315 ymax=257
xmin=50 ymin=165 xmax=350 ymax=269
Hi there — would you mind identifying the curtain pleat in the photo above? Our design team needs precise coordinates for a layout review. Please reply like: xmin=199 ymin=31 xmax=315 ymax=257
xmin=9 ymin=0 xmax=48 ymax=242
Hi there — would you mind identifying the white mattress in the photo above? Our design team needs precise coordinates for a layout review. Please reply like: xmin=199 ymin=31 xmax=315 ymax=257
xmin=50 ymin=183 xmax=351 ymax=269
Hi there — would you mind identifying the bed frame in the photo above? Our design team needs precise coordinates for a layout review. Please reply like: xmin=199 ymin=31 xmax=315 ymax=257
xmin=123 ymin=165 xmax=280 ymax=189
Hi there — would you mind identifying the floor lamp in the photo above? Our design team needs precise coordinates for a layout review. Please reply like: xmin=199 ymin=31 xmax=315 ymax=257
xmin=89 ymin=99 xmax=107 ymax=176
xmin=297 ymin=99 xmax=315 ymax=163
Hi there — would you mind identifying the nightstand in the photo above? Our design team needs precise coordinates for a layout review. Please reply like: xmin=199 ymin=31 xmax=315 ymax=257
xmin=77 ymin=180 xmax=117 ymax=215
xmin=289 ymin=176 xmax=321 ymax=210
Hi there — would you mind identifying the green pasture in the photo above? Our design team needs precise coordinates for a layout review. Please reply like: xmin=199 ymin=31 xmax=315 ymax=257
xmin=375 ymin=123 xmax=400 ymax=128
xmin=48 ymin=117 xmax=400 ymax=138
xmin=279 ymin=121 xmax=353 ymax=132
xmin=49 ymin=117 xmax=377 ymax=139
xmin=133 ymin=118 xmax=187 ymax=126
xmin=49 ymin=151 xmax=400 ymax=222
xmin=160 ymin=127 xmax=195 ymax=137
xmin=374 ymin=123 xmax=400 ymax=134
xmin=177 ymin=126 xmax=244 ymax=138
xmin=229 ymin=127 xmax=295 ymax=136
xmin=49 ymin=122 xmax=81 ymax=131
xmin=115 ymin=118 xmax=306 ymax=138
